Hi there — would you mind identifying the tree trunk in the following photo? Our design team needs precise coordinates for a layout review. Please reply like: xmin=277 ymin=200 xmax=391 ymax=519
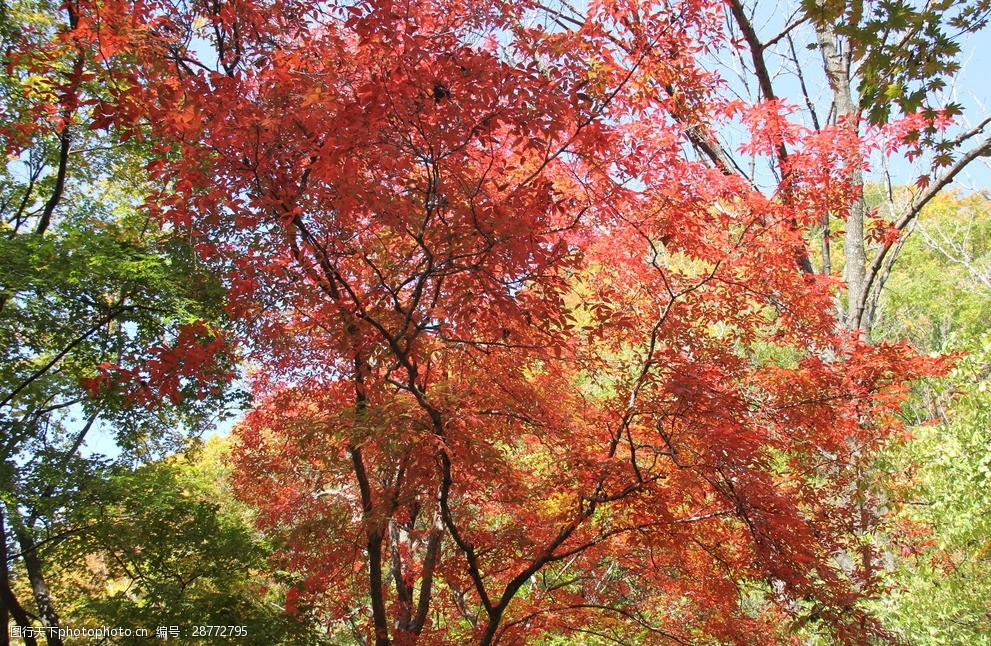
xmin=10 ymin=519 xmax=62 ymax=646
xmin=1 ymin=506 xmax=39 ymax=646
xmin=815 ymin=17 xmax=870 ymax=333
xmin=351 ymin=353 xmax=391 ymax=646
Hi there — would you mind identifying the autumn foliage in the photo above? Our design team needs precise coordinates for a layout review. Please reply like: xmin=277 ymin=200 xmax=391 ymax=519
xmin=54 ymin=0 xmax=945 ymax=642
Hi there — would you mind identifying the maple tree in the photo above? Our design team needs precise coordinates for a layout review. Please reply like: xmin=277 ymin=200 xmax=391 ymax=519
xmin=30 ymin=0 xmax=984 ymax=643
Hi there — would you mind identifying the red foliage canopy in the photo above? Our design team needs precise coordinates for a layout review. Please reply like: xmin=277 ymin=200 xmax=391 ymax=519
xmin=73 ymin=0 xmax=939 ymax=642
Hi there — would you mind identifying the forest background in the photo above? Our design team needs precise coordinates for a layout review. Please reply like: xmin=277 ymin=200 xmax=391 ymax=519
xmin=2 ymin=0 xmax=991 ymax=644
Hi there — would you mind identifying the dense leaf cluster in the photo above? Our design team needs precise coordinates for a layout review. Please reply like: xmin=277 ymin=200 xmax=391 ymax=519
xmin=1 ymin=0 xmax=990 ymax=645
